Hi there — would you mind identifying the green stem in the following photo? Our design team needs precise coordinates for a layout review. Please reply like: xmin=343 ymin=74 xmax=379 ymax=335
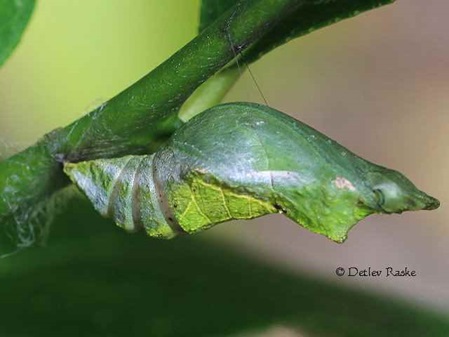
xmin=0 ymin=0 xmax=305 ymax=250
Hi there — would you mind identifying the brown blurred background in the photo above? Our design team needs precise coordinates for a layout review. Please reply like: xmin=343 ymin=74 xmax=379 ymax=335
xmin=0 ymin=0 xmax=447 ymax=316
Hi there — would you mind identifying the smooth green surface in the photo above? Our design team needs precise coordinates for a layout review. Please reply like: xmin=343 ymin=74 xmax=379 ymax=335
xmin=0 ymin=0 xmax=34 ymax=66
xmin=65 ymin=103 xmax=439 ymax=243
xmin=0 ymin=197 xmax=448 ymax=337
xmin=163 ymin=103 xmax=439 ymax=242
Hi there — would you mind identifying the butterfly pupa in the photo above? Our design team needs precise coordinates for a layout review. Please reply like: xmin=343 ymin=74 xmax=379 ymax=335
xmin=64 ymin=103 xmax=439 ymax=242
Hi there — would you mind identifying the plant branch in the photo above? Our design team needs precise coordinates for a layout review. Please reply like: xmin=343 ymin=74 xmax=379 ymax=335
xmin=0 ymin=0 xmax=396 ymax=251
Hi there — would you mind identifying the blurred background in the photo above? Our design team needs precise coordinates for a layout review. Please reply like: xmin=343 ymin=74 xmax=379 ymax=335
xmin=0 ymin=1 xmax=448 ymax=336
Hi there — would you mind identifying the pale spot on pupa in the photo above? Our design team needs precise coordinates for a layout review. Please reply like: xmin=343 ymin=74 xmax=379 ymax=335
xmin=334 ymin=176 xmax=356 ymax=191
xmin=195 ymin=168 xmax=208 ymax=174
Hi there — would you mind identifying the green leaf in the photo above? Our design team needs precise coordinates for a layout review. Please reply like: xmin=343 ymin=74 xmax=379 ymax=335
xmin=0 ymin=0 xmax=35 ymax=67
xmin=199 ymin=0 xmax=237 ymax=32
xmin=1 ymin=198 xmax=448 ymax=336
xmin=64 ymin=103 xmax=439 ymax=243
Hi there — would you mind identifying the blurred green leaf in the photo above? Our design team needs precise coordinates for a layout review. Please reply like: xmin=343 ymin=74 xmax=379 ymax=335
xmin=1 ymin=197 xmax=448 ymax=336
xmin=0 ymin=0 xmax=35 ymax=67
xmin=199 ymin=0 xmax=237 ymax=32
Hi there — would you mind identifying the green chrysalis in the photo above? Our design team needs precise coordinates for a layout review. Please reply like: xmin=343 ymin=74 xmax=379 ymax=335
xmin=64 ymin=103 xmax=439 ymax=242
